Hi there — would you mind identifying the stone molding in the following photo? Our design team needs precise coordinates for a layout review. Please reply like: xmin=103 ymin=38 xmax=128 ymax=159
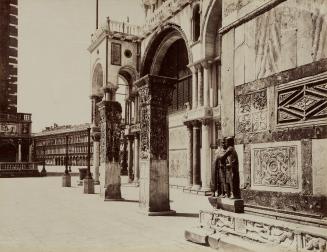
xmin=183 ymin=106 xmax=213 ymax=123
xmin=192 ymin=209 xmax=327 ymax=252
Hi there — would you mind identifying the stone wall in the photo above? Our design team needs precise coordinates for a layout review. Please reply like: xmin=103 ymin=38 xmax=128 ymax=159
xmin=221 ymin=0 xmax=327 ymax=215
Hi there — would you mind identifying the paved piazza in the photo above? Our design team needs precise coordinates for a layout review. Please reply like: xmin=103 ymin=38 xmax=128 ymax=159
xmin=0 ymin=176 xmax=213 ymax=252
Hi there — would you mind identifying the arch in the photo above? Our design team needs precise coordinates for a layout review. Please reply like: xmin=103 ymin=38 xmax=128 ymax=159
xmin=117 ymin=65 xmax=138 ymax=86
xmin=91 ymin=62 xmax=104 ymax=96
xmin=140 ymin=23 xmax=192 ymax=77
xmin=202 ymin=0 xmax=222 ymax=58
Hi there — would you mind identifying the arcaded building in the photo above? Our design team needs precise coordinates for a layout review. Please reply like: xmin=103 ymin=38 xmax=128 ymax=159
xmin=33 ymin=123 xmax=93 ymax=167
xmin=89 ymin=0 xmax=327 ymax=249
xmin=0 ymin=0 xmax=33 ymax=164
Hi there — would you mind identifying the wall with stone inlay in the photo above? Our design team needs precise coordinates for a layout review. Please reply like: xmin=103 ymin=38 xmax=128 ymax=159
xmin=168 ymin=112 xmax=188 ymax=179
xmin=220 ymin=0 xmax=327 ymax=215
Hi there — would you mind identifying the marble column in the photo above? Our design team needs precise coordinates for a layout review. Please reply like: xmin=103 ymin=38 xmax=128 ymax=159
xmin=135 ymin=74 xmax=176 ymax=215
xmin=185 ymin=123 xmax=193 ymax=188
xmin=133 ymin=133 xmax=140 ymax=184
xmin=17 ymin=139 xmax=22 ymax=162
xmin=192 ymin=121 xmax=201 ymax=190
xmin=202 ymin=61 xmax=210 ymax=108
xmin=197 ymin=66 xmax=203 ymax=107
xmin=92 ymin=130 xmax=101 ymax=185
xmin=191 ymin=67 xmax=198 ymax=109
xmin=28 ymin=140 xmax=33 ymax=162
xmin=127 ymin=135 xmax=134 ymax=183
xmin=200 ymin=119 xmax=211 ymax=192
xmin=98 ymin=98 xmax=123 ymax=200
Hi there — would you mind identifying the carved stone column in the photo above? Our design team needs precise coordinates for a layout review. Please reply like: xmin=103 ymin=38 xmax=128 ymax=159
xmin=98 ymin=100 xmax=123 ymax=200
xmin=133 ymin=133 xmax=140 ymax=184
xmin=200 ymin=119 xmax=211 ymax=193
xmin=184 ymin=122 xmax=193 ymax=188
xmin=127 ymin=135 xmax=134 ymax=183
xmin=135 ymin=74 xmax=176 ymax=215
xmin=191 ymin=66 xmax=198 ymax=109
xmin=197 ymin=66 xmax=203 ymax=107
xmin=192 ymin=121 xmax=201 ymax=190
xmin=202 ymin=61 xmax=211 ymax=108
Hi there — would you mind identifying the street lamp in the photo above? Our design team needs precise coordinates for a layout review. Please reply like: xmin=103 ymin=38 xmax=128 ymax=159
xmin=84 ymin=127 xmax=94 ymax=194
xmin=62 ymin=135 xmax=71 ymax=187
xmin=40 ymin=144 xmax=47 ymax=176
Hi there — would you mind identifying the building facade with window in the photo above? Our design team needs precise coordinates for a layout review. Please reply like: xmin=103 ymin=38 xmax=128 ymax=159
xmin=33 ymin=123 xmax=93 ymax=167
xmin=89 ymin=0 xmax=327 ymax=249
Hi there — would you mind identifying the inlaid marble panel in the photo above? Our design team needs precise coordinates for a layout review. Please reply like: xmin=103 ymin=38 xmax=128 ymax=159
xmin=251 ymin=141 xmax=302 ymax=192
xmin=169 ymin=150 xmax=187 ymax=178
xmin=236 ymin=90 xmax=267 ymax=133
xmin=277 ymin=78 xmax=327 ymax=125
xmin=168 ymin=127 xmax=187 ymax=150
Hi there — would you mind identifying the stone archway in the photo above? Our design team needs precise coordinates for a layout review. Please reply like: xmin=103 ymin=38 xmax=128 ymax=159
xmin=136 ymin=25 xmax=192 ymax=215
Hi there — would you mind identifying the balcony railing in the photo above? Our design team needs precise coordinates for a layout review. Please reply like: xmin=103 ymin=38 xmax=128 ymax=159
xmin=0 ymin=162 xmax=39 ymax=171
xmin=91 ymin=18 xmax=143 ymax=45
xmin=0 ymin=113 xmax=32 ymax=122
xmin=144 ymin=0 xmax=193 ymax=31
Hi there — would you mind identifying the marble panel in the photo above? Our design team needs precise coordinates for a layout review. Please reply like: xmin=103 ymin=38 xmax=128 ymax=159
xmin=312 ymin=138 xmax=327 ymax=196
xmin=235 ymin=144 xmax=244 ymax=188
xmin=168 ymin=127 xmax=187 ymax=150
xmin=277 ymin=0 xmax=297 ymax=72
xmin=244 ymin=19 xmax=256 ymax=83
xmin=221 ymin=29 xmax=235 ymax=137
xmin=251 ymin=141 xmax=302 ymax=193
xmin=234 ymin=44 xmax=245 ymax=86
xmin=169 ymin=149 xmax=187 ymax=178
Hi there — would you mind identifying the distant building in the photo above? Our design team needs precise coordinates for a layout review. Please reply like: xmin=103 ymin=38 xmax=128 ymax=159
xmin=0 ymin=0 xmax=33 ymax=163
xmin=33 ymin=123 xmax=93 ymax=167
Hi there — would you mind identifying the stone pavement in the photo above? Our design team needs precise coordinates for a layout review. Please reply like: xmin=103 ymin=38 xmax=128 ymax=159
xmin=0 ymin=176 xmax=213 ymax=252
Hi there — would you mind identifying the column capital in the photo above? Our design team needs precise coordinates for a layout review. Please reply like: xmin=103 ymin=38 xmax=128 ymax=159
xmin=89 ymin=94 xmax=103 ymax=100
xmin=201 ymin=118 xmax=211 ymax=126
xmin=191 ymin=120 xmax=201 ymax=128
xmin=201 ymin=60 xmax=212 ymax=69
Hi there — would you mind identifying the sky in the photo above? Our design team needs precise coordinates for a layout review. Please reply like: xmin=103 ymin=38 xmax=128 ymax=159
xmin=18 ymin=0 xmax=144 ymax=133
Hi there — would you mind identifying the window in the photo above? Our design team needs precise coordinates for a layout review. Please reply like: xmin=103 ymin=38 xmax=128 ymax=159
xmin=192 ymin=4 xmax=200 ymax=42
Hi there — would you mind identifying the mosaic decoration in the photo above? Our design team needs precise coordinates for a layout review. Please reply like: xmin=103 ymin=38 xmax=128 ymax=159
xmin=252 ymin=145 xmax=299 ymax=189
xmin=277 ymin=81 xmax=327 ymax=124
xmin=236 ymin=90 xmax=267 ymax=133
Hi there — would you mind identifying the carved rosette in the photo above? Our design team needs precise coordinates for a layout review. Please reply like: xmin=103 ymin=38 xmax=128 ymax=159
xmin=135 ymin=75 xmax=176 ymax=160
xmin=98 ymin=101 xmax=122 ymax=163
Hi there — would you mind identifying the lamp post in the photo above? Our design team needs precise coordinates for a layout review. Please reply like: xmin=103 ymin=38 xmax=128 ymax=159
xmin=62 ymin=135 xmax=71 ymax=187
xmin=84 ymin=127 xmax=94 ymax=193
xmin=40 ymin=144 xmax=47 ymax=176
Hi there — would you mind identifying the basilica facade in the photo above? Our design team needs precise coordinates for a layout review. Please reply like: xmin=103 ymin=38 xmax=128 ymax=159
xmin=89 ymin=0 xmax=327 ymax=244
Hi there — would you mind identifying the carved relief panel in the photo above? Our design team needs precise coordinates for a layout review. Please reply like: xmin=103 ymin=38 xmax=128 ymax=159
xmin=236 ymin=89 xmax=268 ymax=133
xmin=251 ymin=141 xmax=302 ymax=193
xmin=277 ymin=75 xmax=327 ymax=126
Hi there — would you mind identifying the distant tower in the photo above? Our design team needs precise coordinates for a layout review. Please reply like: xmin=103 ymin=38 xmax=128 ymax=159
xmin=0 ymin=0 xmax=18 ymax=114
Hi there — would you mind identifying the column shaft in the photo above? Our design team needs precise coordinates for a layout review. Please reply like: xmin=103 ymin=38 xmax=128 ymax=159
xmin=186 ymin=125 xmax=193 ymax=188
xmin=201 ymin=121 xmax=211 ymax=191
xmin=192 ymin=123 xmax=201 ymax=189
xmin=133 ymin=134 xmax=139 ymax=183
xmin=127 ymin=137 xmax=134 ymax=182
xmin=192 ymin=68 xmax=198 ymax=109
xmin=18 ymin=140 xmax=22 ymax=162
xmin=197 ymin=67 xmax=203 ymax=107
xmin=93 ymin=141 xmax=100 ymax=183
xmin=203 ymin=65 xmax=209 ymax=107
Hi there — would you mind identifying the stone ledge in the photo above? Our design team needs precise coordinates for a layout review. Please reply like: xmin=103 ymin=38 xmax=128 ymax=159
xmin=182 ymin=187 xmax=212 ymax=196
xmin=186 ymin=209 xmax=327 ymax=252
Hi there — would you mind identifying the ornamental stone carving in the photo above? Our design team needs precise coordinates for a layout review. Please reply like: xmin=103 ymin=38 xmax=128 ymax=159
xmin=99 ymin=101 xmax=122 ymax=163
xmin=251 ymin=141 xmax=301 ymax=192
